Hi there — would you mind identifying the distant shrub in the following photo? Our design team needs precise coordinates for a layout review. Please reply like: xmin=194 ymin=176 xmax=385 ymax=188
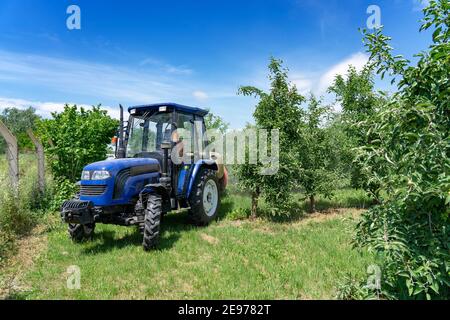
xmin=37 ymin=105 xmax=118 ymax=182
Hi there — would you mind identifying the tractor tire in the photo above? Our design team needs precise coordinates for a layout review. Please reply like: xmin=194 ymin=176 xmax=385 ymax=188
xmin=188 ymin=168 xmax=220 ymax=226
xmin=68 ymin=223 xmax=95 ymax=242
xmin=142 ymin=194 xmax=162 ymax=251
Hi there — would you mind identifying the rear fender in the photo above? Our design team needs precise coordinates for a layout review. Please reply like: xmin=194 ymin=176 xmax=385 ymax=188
xmin=186 ymin=160 xmax=218 ymax=198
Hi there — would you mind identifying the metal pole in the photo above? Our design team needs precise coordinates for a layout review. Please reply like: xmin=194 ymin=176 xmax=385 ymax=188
xmin=0 ymin=120 xmax=19 ymax=191
xmin=27 ymin=129 xmax=45 ymax=194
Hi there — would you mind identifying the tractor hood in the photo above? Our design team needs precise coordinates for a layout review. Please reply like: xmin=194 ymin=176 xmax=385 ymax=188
xmin=83 ymin=158 xmax=161 ymax=175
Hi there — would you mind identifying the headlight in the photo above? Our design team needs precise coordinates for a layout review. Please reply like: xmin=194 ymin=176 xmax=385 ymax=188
xmin=81 ymin=171 xmax=90 ymax=180
xmin=91 ymin=170 xmax=111 ymax=180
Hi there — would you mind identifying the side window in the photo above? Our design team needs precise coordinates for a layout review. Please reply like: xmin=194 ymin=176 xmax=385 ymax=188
xmin=176 ymin=113 xmax=194 ymax=154
xmin=193 ymin=117 xmax=207 ymax=153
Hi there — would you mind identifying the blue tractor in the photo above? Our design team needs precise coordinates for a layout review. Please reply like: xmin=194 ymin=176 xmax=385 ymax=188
xmin=61 ymin=103 xmax=227 ymax=250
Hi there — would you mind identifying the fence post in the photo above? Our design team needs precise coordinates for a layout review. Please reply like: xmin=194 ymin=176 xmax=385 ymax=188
xmin=27 ymin=129 xmax=45 ymax=194
xmin=0 ymin=120 xmax=19 ymax=191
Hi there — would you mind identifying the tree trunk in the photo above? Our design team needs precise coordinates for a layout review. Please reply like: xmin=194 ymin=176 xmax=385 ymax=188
xmin=309 ymin=195 xmax=316 ymax=213
xmin=251 ymin=188 xmax=260 ymax=219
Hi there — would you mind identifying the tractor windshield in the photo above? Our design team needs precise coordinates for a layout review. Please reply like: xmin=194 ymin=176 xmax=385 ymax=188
xmin=126 ymin=112 xmax=172 ymax=158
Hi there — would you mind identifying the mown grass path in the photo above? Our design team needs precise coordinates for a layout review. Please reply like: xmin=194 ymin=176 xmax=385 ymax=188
xmin=4 ymin=208 xmax=374 ymax=300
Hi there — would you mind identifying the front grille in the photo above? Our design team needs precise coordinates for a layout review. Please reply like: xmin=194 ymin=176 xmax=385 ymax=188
xmin=80 ymin=185 xmax=107 ymax=196
xmin=62 ymin=200 xmax=91 ymax=210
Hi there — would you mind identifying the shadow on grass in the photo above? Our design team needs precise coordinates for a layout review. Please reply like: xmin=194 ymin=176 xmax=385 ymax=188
xmin=79 ymin=201 xmax=235 ymax=255
xmin=258 ymin=192 xmax=374 ymax=224
xmin=212 ymin=189 xmax=374 ymax=224
xmin=217 ymin=196 xmax=235 ymax=221
xmin=80 ymin=213 xmax=192 ymax=255
xmin=3 ymin=291 xmax=30 ymax=300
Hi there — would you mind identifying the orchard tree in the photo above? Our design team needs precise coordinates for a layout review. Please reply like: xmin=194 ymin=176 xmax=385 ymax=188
xmin=232 ymin=124 xmax=264 ymax=218
xmin=299 ymin=95 xmax=338 ymax=213
xmin=237 ymin=57 xmax=305 ymax=216
xmin=328 ymin=66 xmax=387 ymax=197
xmin=37 ymin=104 xmax=118 ymax=182
xmin=329 ymin=65 xmax=380 ymax=133
xmin=354 ymin=0 xmax=449 ymax=300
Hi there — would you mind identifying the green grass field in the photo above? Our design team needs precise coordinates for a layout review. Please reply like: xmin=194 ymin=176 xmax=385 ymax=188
xmin=2 ymin=207 xmax=374 ymax=300
xmin=0 ymin=154 xmax=375 ymax=300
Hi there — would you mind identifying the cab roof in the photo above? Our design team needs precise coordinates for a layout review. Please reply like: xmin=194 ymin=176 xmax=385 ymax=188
xmin=129 ymin=103 xmax=209 ymax=117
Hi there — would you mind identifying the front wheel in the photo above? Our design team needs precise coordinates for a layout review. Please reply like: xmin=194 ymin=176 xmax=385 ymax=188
xmin=188 ymin=168 xmax=220 ymax=226
xmin=68 ymin=223 xmax=95 ymax=242
xmin=142 ymin=194 xmax=162 ymax=251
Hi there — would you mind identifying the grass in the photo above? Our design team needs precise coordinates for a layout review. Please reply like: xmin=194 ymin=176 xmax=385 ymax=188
xmin=2 ymin=204 xmax=375 ymax=300
xmin=0 ymin=153 xmax=40 ymax=265
xmin=1 ymin=154 xmax=376 ymax=300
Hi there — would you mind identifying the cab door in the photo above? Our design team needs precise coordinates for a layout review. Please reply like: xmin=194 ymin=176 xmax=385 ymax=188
xmin=174 ymin=112 xmax=195 ymax=197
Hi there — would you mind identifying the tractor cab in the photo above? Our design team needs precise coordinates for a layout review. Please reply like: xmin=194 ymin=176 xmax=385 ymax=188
xmin=61 ymin=103 xmax=226 ymax=251
xmin=123 ymin=103 xmax=209 ymax=171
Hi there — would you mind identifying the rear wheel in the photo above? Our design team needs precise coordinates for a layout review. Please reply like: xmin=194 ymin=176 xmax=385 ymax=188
xmin=188 ymin=168 xmax=220 ymax=226
xmin=142 ymin=195 xmax=162 ymax=251
xmin=68 ymin=223 xmax=95 ymax=242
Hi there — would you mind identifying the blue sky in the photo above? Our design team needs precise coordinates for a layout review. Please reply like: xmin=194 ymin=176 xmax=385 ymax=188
xmin=0 ymin=0 xmax=431 ymax=128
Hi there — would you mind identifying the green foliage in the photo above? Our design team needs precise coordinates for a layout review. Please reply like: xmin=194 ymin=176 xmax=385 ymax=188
xmin=336 ymin=274 xmax=378 ymax=300
xmin=355 ymin=0 xmax=450 ymax=300
xmin=0 ymin=107 xmax=41 ymax=153
xmin=237 ymin=59 xmax=345 ymax=215
xmin=37 ymin=105 xmax=118 ymax=182
xmin=226 ymin=207 xmax=252 ymax=221
xmin=204 ymin=110 xmax=229 ymax=134
xmin=328 ymin=66 xmax=387 ymax=195
xmin=0 ymin=191 xmax=34 ymax=237
xmin=0 ymin=185 xmax=37 ymax=265
xmin=232 ymin=124 xmax=264 ymax=217
xmin=325 ymin=115 xmax=358 ymax=183
xmin=298 ymin=95 xmax=340 ymax=212
xmin=0 ymin=154 xmax=58 ymax=265
xmin=0 ymin=229 xmax=15 ymax=266
xmin=237 ymin=57 xmax=305 ymax=217
xmin=48 ymin=179 xmax=79 ymax=212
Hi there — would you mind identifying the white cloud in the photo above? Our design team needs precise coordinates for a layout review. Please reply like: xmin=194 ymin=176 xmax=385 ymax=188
xmin=0 ymin=50 xmax=201 ymax=106
xmin=291 ymin=75 xmax=314 ymax=95
xmin=0 ymin=96 xmax=118 ymax=119
xmin=139 ymin=57 xmax=161 ymax=66
xmin=166 ymin=65 xmax=193 ymax=75
xmin=192 ymin=90 xmax=208 ymax=101
xmin=139 ymin=57 xmax=193 ymax=75
xmin=317 ymin=52 xmax=369 ymax=93
xmin=289 ymin=52 xmax=369 ymax=96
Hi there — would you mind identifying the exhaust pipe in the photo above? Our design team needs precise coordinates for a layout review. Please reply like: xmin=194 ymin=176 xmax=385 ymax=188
xmin=117 ymin=104 xmax=126 ymax=158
